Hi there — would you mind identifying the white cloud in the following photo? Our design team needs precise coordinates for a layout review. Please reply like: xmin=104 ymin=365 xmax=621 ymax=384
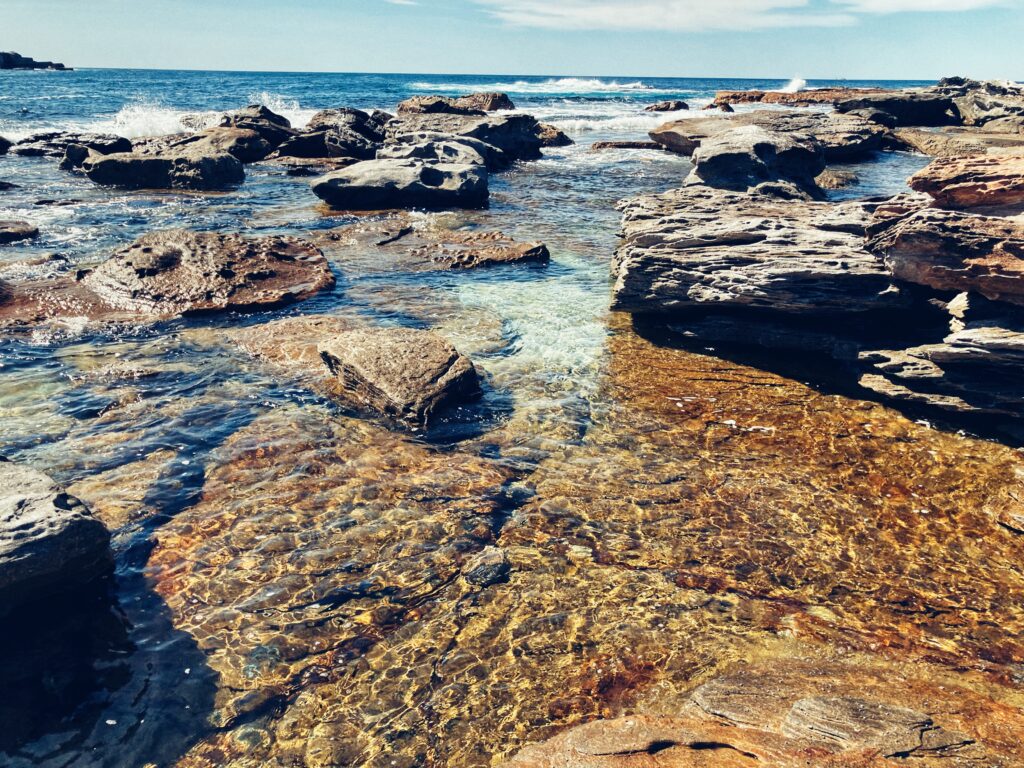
xmin=386 ymin=0 xmax=418 ymax=5
xmin=837 ymin=0 xmax=1013 ymax=10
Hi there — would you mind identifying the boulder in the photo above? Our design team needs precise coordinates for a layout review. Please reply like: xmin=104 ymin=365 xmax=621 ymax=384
xmin=218 ymin=104 xmax=295 ymax=147
xmin=166 ymin=126 xmax=273 ymax=163
xmin=891 ymin=127 xmax=1024 ymax=157
xmin=0 ymin=136 xmax=11 ymax=155
xmin=82 ymin=144 xmax=245 ymax=190
xmin=933 ymin=77 xmax=1024 ymax=127
xmin=651 ymin=110 xmax=886 ymax=162
xmin=816 ymin=168 xmax=859 ymax=189
xmin=317 ymin=327 xmax=481 ymax=426
xmin=274 ymin=127 xmax=377 ymax=160
xmin=453 ymin=92 xmax=516 ymax=111
xmin=687 ymin=125 xmax=825 ymax=194
xmin=644 ymin=100 xmax=689 ymax=112
xmin=867 ymin=208 xmax=1024 ymax=305
xmin=81 ymin=229 xmax=333 ymax=315
xmin=612 ymin=185 xmax=904 ymax=316
xmin=0 ymin=221 xmax=40 ymax=245
xmin=307 ymin=107 xmax=388 ymax=142
xmin=376 ymin=138 xmax=487 ymax=167
xmin=835 ymin=92 xmax=958 ymax=127
xmin=311 ymin=159 xmax=488 ymax=211
xmin=536 ymin=123 xmax=573 ymax=147
xmin=908 ymin=150 xmax=1024 ymax=210
xmin=396 ymin=95 xmax=485 ymax=116
xmin=386 ymin=113 xmax=544 ymax=162
xmin=385 ymin=130 xmax=509 ymax=170
xmin=11 ymin=132 xmax=131 ymax=158
xmin=0 ymin=460 xmax=111 ymax=613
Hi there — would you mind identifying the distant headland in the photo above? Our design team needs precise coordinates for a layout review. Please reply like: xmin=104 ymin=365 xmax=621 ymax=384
xmin=0 ymin=51 xmax=71 ymax=71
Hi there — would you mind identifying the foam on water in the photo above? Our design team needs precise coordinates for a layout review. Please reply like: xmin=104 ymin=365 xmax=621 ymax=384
xmin=247 ymin=91 xmax=318 ymax=129
xmin=409 ymin=77 xmax=675 ymax=95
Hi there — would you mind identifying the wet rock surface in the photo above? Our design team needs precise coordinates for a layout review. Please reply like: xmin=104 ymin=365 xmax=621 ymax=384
xmin=687 ymin=124 xmax=825 ymax=194
xmin=311 ymin=159 xmax=489 ymax=210
xmin=0 ymin=220 xmax=39 ymax=244
xmin=0 ymin=459 xmax=111 ymax=612
xmin=82 ymin=143 xmax=245 ymax=190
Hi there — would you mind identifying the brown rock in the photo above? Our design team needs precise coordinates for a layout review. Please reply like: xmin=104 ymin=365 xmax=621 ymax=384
xmin=714 ymin=87 xmax=889 ymax=107
xmin=816 ymin=168 xmax=859 ymax=189
xmin=396 ymin=95 xmax=486 ymax=116
xmin=454 ymin=92 xmax=516 ymax=111
xmin=891 ymin=127 xmax=1024 ymax=157
xmin=536 ymin=122 xmax=573 ymax=147
xmin=644 ymin=100 xmax=689 ymax=112
xmin=909 ymin=150 xmax=1024 ymax=210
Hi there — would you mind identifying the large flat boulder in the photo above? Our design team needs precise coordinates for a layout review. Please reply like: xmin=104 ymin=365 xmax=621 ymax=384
xmin=273 ymin=127 xmax=377 ymax=160
xmin=835 ymin=91 xmax=958 ymax=127
xmin=908 ymin=150 xmax=1024 ymax=210
xmin=384 ymin=130 xmax=509 ymax=170
xmin=307 ymin=107 xmax=391 ymax=143
xmin=164 ymin=126 xmax=273 ymax=163
xmin=0 ymin=460 xmax=111 ymax=613
xmin=687 ymin=124 xmax=825 ymax=194
xmin=867 ymin=207 xmax=1024 ymax=305
xmin=311 ymin=159 xmax=488 ymax=210
xmin=613 ymin=185 xmax=902 ymax=316
xmin=376 ymin=136 xmax=488 ymax=166
xmin=81 ymin=229 xmax=334 ymax=315
xmin=11 ymin=131 xmax=131 ymax=158
xmin=713 ymin=86 xmax=888 ymax=107
xmin=82 ymin=144 xmax=245 ymax=190
xmin=318 ymin=327 xmax=481 ymax=426
xmin=386 ymin=112 xmax=543 ymax=162
xmin=892 ymin=127 xmax=1024 ymax=157
xmin=218 ymin=104 xmax=296 ymax=148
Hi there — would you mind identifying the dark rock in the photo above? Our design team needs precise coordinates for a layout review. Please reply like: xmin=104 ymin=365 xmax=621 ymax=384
xmin=687 ymin=125 xmax=825 ymax=194
xmin=59 ymin=143 xmax=91 ymax=171
xmin=536 ymin=123 xmax=573 ymax=147
xmin=462 ymin=546 xmax=511 ymax=587
xmin=317 ymin=327 xmax=481 ymax=426
xmin=397 ymin=95 xmax=486 ymax=116
xmin=591 ymin=140 xmax=665 ymax=151
xmin=218 ymin=104 xmax=295 ymax=148
xmin=387 ymin=113 xmax=544 ymax=162
xmin=0 ymin=136 xmax=11 ymax=155
xmin=274 ymin=127 xmax=377 ymax=160
xmin=0 ymin=460 xmax=111 ymax=614
xmin=311 ymin=159 xmax=489 ymax=211
xmin=0 ymin=52 xmax=69 ymax=71
xmin=835 ymin=92 xmax=958 ymax=127
xmin=307 ymin=107 xmax=387 ymax=143
xmin=0 ymin=181 xmax=17 ymax=191
xmin=0 ymin=221 xmax=39 ymax=244
xmin=82 ymin=144 xmax=245 ymax=190
xmin=12 ymin=132 xmax=132 ymax=158
xmin=613 ymin=185 xmax=904 ymax=316
xmin=167 ymin=127 xmax=273 ymax=163
xmin=644 ymin=100 xmax=689 ymax=112
xmin=81 ymin=229 xmax=334 ymax=315
xmin=845 ymin=107 xmax=898 ymax=128
xmin=816 ymin=168 xmax=859 ymax=189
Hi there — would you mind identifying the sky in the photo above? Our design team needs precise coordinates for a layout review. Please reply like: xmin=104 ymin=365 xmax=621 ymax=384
xmin=3 ymin=0 xmax=1022 ymax=80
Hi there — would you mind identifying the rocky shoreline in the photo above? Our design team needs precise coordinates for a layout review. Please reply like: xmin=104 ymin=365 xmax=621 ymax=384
xmin=2 ymin=76 xmax=1024 ymax=767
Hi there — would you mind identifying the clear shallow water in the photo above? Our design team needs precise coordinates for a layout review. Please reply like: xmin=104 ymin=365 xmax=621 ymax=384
xmin=0 ymin=70 xmax=953 ymax=767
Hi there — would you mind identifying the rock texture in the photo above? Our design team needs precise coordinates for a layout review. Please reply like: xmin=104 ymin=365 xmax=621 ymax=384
xmin=318 ymin=327 xmax=481 ymax=425
xmin=0 ymin=460 xmax=110 ymax=613
xmin=892 ymin=127 xmax=1024 ymax=157
xmin=311 ymin=159 xmax=489 ymax=210
xmin=536 ymin=123 xmax=574 ymax=148
xmin=0 ymin=221 xmax=39 ymax=245
xmin=11 ymin=132 xmax=131 ymax=158
xmin=713 ymin=87 xmax=888 ymax=107
xmin=398 ymin=92 xmax=515 ymax=114
xmin=81 ymin=229 xmax=333 ymax=315
xmin=835 ymin=92 xmax=958 ymax=127
xmin=613 ymin=185 xmax=902 ymax=315
xmin=644 ymin=100 xmax=689 ymax=112
xmin=687 ymin=125 xmax=825 ymax=194
xmin=384 ymin=130 xmax=509 ymax=170
xmin=908 ymin=150 xmax=1024 ymax=210
xmin=82 ymin=144 xmax=245 ymax=191
xmin=386 ymin=113 xmax=544 ymax=162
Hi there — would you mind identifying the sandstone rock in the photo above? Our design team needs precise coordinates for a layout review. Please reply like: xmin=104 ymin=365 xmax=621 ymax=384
xmin=935 ymin=77 xmax=1024 ymax=128
xmin=11 ymin=131 xmax=131 ymax=158
xmin=311 ymin=159 xmax=489 ymax=211
xmin=376 ymin=137 xmax=488 ymax=166
xmin=81 ymin=229 xmax=333 ymax=315
xmin=0 ymin=221 xmax=40 ymax=245
xmin=714 ymin=87 xmax=888 ymax=107
xmin=868 ymin=208 xmax=1024 ymax=304
xmin=613 ymin=185 xmax=903 ymax=316
xmin=384 ymin=130 xmax=509 ymax=169
xmin=835 ymin=92 xmax=958 ymax=127
xmin=816 ymin=168 xmax=859 ymax=189
xmin=908 ymin=150 xmax=1024 ymax=210
xmin=536 ymin=123 xmax=573 ymax=147
xmin=0 ymin=460 xmax=111 ymax=613
xmin=274 ymin=127 xmax=377 ymax=160
xmin=387 ymin=113 xmax=544 ymax=162
xmin=317 ymin=327 xmax=480 ymax=425
xmin=307 ymin=107 xmax=389 ymax=142
xmin=891 ymin=127 xmax=1024 ymax=157
xmin=453 ymin=92 xmax=516 ymax=111
xmin=166 ymin=126 xmax=272 ymax=163
xmin=218 ymin=104 xmax=295 ymax=147
xmin=687 ymin=125 xmax=825 ymax=194
xmin=644 ymin=100 xmax=689 ymax=112
xmin=82 ymin=144 xmax=245 ymax=190
xmin=397 ymin=95 xmax=486 ymax=116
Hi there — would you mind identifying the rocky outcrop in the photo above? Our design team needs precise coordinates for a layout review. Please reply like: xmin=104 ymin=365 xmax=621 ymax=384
xmin=386 ymin=113 xmax=544 ymax=162
xmin=218 ymin=104 xmax=296 ymax=147
xmin=891 ymin=127 xmax=1024 ymax=157
xmin=644 ymin=100 xmax=689 ymax=112
xmin=0 ymin=460 xmax=110 ymax=613
xmin=0 ymin=136 xmax=10 ymax=155
xmin=163 ymin=126 xmax=273 ymax=163
xmin=536 ymin=123 xmax=573 ymax=148
xmin=384 ymin=130 xmax=509 ymax=170
xmin=311 ymin=159 xmax=489 ymax=210
xmin=687 ymin=125 xmax=825 ymax=194
xmin=867 ymin=208 xmax=1024 ymax=305
xmin=455 ymin=92 xmax=516 ymax=111
xmin=934 ymin=77 xmax=1024 ymax=129
xmin=307 ymin=107 xmax=389 ymax=142
xmin=0 ymin=51 xmax=69 ymax=70
xmin=0 ymin=221 xmax=39 ymax=245
xmin=376 ymin=137 xmax=489 ymax=166
xmin=650 ymin=110 xmax=887 ymax=162
xmin=613 ymin=185 xmax=902 ymax=316
xmin=11 ymin=132 xmax=131 ymax=158
xmin=318 ymin=327 xmax=481 ymax=426
xmin=713 ymin=87 xmax=888 ymax=107
xmin=835 ymin=91 xmax=958 ymax=127
xmin=81 ymin=229 xmax=333 ymax=315
xmin=398 ymin=92 xmax=516 ymax=115
xmin=908 ymin=150 xmax=1024 ymax=210
xmin=81 ymin=144 xmax=245 ymax=190
xmin=274 ymin=128 xmax=377 ymax=160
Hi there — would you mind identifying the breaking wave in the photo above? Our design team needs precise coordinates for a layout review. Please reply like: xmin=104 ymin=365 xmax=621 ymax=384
xmin=777 ymin=78 xmax=808 ymax=94
xmin=409 ymin=77 xmax=669 ymax=94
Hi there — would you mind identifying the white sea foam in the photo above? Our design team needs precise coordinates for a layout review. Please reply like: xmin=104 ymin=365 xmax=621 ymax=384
xmin=777 ymin=78 xmax=808 ymax=94
xmin=90 ymin=102 xmax=220 ymax=138
xmin=246 ymin=91 xmax=318 ymax=129
xmin=409 ymin=77 xmax=671 ymax=94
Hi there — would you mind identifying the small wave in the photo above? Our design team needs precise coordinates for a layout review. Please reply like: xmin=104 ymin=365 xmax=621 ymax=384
xmin=94 ymin=102 xmax=221 ymax=138
xmin=409 ymin=77 xmax=669 ymax=95
xmin=247 ymin=91 xmax=318 ymax=129
xmin=776 ymin=78 xmax=807 ymax=94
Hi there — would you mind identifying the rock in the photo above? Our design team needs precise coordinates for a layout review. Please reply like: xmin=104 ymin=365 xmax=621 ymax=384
xmin=816 ymin=168 xmax=859 ymax=189
xmin=934 ymin=77 xmax=1024 ymax=128
xmin=908 ymin=150 xmax=1024 ymax=210
xmin=59 ymin=143 xmax=92 ymax=171
xmin=218 ymin=104 xmax=295 ymax=147
xmin=891 ymin=127 xmax=1024 ymax=157
xmin=612 ymin=185 xmax=904 ymax=316
xmin=536 ymin=123 xmax=573 ymax=147
xmin=835 ymin=92 xmax=957 ymax=127
xmin=311 ymin=159 xmax=489 ymax=211
xmin=317 ymin=327 xmax=481 ymax=425
xmin=462 ymin=546 xmax=511 ymax=586
xmin=0 ymin=460 xmax=111 ymax=613
xmin=0 ymin=180 xmax=16 ymax=191
xmin=397 ymin=95 xmax=486 ymax=116
xmin=713 ymin=87 xmax=889 ymax=107
xmin=644 ymin=100 xmax=689 ymax=112
xmin=307 ymin=107 xmax=388 ymax=142
xmin=273 ymin=127 xmax=377 ymax=160
xmin=386 ymin=112 xmax=544 ymax=162
xmin=650 ymin=110 xmax=886 ymax=162
xmin=0 ymin=136 xmax=12 ymax=155
xmin=867 ymin=208 xmax=1024 ymax=305
xmin=313 ymin=213 xmax=550 ymax=270
xmin=845 ymin=107 xmax=898 ymax=128
xmin=81 ymin=229 xmax=333 ymax=315
xmin=376 ymin=137 xmax=488 ymax=166
xmin=385 ymin=130 xmax=509 ymax=170
xmin=453 ymin=92 xmax=516 ymax=111
xmin=0 ymin=51 xmax=69 ymax=70
xmin=12 ymin=132 xmax=132 ymax=158
xmin=687 ymin=125 xmax=825 ymax=194
xmin=166 ymin=126 xmax=273 ymax=163
xmin=82 ymin=143 xmax=245 ymax=190
xmin=0 ymin=221 xmax=40 ymax=245
xmin=591 ymin=140 xmax=665 ymax=151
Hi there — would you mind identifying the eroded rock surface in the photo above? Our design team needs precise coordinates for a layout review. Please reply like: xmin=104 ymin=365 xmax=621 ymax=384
xmin=311 ymin=159 xmax=489 ymax=210
xmin=386 ymin=113 xmax=544 ymax=162
xmin=82 ymin=144 xmax=245 ymax=190
xmin=687 ymin=125 xmax=825 ymax=193
xmin=909 ymin=150 xmax=1024 ymax=210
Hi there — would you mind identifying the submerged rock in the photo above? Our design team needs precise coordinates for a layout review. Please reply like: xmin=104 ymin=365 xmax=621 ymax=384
xmin=81 ymin=229 xmax=333 ymax=315
xmin=612 ymin=185 xmax=902 ymax=316
xmin=0 ymin=460 xmax=111 ymax=613
xmin=311 ymin=159 xmax=489 ymax=210
xmin=909 ymin=149 xmax=1024 ymax=210
xmin=0 ymin=221 xmax=39 ymax=245
xmin=318 ymin=327 xmax=481 ymax=425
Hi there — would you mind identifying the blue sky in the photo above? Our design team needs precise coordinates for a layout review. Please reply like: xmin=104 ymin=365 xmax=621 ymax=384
xmin=3 ymin=0 xmax=1022 ymax=79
